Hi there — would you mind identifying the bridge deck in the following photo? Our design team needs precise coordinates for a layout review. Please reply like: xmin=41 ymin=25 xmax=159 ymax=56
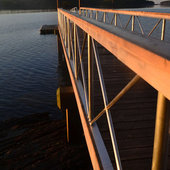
xmin=80 ymin=35 xmax=170 ymax=169
xmin=84 ymin=41 xmax=170 ymax=170
xmin=92 ymin=46 xmax=156 ymax=170
xmin=58 ymin=9 xmax=170 ymax=169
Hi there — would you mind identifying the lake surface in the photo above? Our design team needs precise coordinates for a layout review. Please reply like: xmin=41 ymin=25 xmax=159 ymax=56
xmin=0 ymin=8 xmax=170 ymax=122
xmin=0 ymin=12 xmax=62 ymax=121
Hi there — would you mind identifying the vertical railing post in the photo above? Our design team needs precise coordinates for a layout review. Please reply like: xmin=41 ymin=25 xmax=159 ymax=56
xmin=88 ymin=34 xmax=93 ymax=121
xmin=152 ymin=93 xmax=170 ymax=170
xmin=96 ymin=11 xmax=98 ymax=21
xmin=103 ymin=12 xmax=106 ymax=23
xmin=76 ymin=29 xmax=89 ymax=113
xmin=90 ymin=10 xmax=93 ymax=19
xmin=115 ymin=14 xmax=117 ymax=26
xmin=74 ymin=23 xmax=78 ymax=80
xmin=67 ymin=18 xmax=71 ymax=59
xmin=62 ymin=14 xmax=64 ymax=39
xmin=161 ymin=19 xmax=166 ymax=41
xmin=62 ymin=15 xmax=64 ymax=43
xmin=62 ymin=14 xmax=63 ymax=38
xmin=64 ymin=17 xmax=67 ymax=46
xmin=132 ymin=16 xmax=135 ymax=32
xmin=86 ymin=10 xmax=88 ymax=17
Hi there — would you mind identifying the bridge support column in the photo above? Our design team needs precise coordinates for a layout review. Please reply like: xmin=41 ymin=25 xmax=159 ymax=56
xmin=152 ymin=92 xmax=170 ymax=170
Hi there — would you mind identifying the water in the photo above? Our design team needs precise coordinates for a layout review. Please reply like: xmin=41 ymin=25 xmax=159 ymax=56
xmin=0 ymin=8 xmax=170 ymax=122
xmin=0 ymin=12 xmax=62 ymax=121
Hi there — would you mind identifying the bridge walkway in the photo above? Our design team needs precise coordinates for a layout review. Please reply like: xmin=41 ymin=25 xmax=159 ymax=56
xmin=80 ymin=34 xmax=158 ymax=169
xmin=58 ymin=8 xmax=170 ymax=170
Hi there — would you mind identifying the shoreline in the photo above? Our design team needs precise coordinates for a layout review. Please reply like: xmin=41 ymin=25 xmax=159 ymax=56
xmin=0 ymin=5 xmax=170 ymax=15
xmin=0 ymin=112 xmax=92 ymax=169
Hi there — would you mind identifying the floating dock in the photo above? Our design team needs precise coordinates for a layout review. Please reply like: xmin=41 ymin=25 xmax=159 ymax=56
xmin=40 ymin=25 xmax=58 ymax=34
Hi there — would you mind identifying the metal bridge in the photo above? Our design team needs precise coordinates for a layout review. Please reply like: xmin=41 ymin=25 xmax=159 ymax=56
xmin=57 ymin=7 xmax=170 ymax=170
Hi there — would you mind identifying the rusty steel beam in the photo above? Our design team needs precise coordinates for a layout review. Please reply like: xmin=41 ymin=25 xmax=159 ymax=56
xmin=80 ymin=7 xmax=170 ymax=20
xmin=58 ymin=9 xmax=170 ymax=100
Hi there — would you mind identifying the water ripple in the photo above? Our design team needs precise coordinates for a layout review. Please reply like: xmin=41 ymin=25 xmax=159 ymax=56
xmin=0 ymin=12 xmax=61 ymax=121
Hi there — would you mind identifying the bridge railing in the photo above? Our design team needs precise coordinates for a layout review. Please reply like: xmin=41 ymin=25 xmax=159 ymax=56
xmin=80 ymin=7 xmax=170 ymax=41
xmin=58 ymin=8 xmax=122 ymax=170
xmin=58 ymin=8 xmax=170 ymax=170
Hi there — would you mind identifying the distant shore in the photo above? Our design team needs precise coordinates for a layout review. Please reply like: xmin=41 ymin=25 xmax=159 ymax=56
xmin=1 ymin=3 xmax=169 ymax=15
xmin=0 ymin=9 xmax=56 ymax=14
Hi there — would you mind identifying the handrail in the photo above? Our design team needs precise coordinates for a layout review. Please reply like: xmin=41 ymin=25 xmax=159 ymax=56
xmin=80 ymin=7 xmax=170 ymax=41
xmin=80 ymin=7 xmax=170 ymax=20
xmin=58 ymin=8 xmax=114 ymax=170
xmin=58 ymin=20 xmax=104 ymax=170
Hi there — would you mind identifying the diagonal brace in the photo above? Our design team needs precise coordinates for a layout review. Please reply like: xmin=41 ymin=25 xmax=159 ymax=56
xmin=90 ymin=75 xmax=140 ymax=125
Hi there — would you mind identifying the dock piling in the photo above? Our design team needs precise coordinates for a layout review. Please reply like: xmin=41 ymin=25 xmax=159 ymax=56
xmin=66 ymin=108 xmax=69 ymax=143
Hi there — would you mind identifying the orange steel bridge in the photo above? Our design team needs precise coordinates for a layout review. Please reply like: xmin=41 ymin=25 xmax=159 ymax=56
xmin=57 ymin=7 xmax=170 ymax=170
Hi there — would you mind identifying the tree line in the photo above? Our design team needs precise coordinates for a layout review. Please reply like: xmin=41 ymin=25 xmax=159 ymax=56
xmin=0 ymin=0 xmax=154 ymax=10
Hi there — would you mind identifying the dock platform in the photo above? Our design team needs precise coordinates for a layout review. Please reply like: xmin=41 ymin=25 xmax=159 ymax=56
xmin=40 ymin=25 xmax=58 ymax=35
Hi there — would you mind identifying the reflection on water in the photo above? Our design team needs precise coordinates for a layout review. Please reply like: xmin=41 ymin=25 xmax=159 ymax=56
xmin=0 ymin=12 xmax=62 ymax=121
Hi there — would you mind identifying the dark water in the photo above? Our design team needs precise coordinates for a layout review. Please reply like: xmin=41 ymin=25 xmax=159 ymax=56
xmin=0 ymin=12 xmax=62 ymax=121
xmin=0 ymin=8 xmax=170 ymax=122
